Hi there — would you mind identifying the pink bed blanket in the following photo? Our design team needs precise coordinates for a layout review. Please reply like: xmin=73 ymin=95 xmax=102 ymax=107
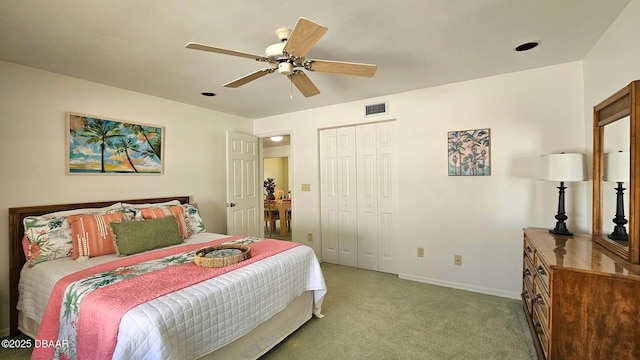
xmin=32 ymin=237 xmax=299 ymax=360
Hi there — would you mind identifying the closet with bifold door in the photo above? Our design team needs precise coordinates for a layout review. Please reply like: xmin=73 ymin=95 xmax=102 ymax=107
xmin=319 ymin=121 xmax=397 ymax=273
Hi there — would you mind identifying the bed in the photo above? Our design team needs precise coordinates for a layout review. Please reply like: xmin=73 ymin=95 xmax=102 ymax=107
xmin=8 ymin=196 xmax=326 ymax=359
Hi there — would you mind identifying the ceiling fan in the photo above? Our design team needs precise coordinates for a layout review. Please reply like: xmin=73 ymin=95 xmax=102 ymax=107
xmin=185 ymin=17 xmax=377 ymax=97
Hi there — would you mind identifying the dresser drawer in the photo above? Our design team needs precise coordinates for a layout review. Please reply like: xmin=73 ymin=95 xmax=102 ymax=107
xmin=533 ymin=306 xmax=549 ymax=359
xmin=523 ymin=254 xmax=535 ymax=283
xmin=523 ymin=234 xmax=535 ymax=263
xmin=534 ymin=253 xmax=551 ymax=293
xmin=533 ymin=276 xmax=550 ymax=327
xmin=522 ymin=276 xmax=534 ymax=315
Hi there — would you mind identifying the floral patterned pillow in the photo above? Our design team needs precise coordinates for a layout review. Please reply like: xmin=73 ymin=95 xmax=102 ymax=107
xmin=23 ymin=215 xmax=73 ymax=267
xmin=182 ymin=203 xmax=206 ymax=235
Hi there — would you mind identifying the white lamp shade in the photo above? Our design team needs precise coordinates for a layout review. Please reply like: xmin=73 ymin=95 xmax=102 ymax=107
xmin=604 ymin=151 xmax=630 ymax=182
xmin=540 ymin=153 xmax=586 ymax=181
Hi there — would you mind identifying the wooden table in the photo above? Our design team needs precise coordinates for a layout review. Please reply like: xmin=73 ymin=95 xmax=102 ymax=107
xmin=265 ymin=199 xmax=291 ymax=237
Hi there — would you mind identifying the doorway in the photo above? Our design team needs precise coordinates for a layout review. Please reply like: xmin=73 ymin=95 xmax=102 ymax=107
xmin=263 ymin=135 xmax=292 ymax=240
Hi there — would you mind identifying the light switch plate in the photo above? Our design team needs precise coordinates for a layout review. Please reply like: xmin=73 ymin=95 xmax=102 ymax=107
xmin=301 ymin=184 xmax=311 ymax=192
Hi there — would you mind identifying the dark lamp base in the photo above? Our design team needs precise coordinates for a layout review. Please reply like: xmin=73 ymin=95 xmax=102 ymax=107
xmin=549 ymin=181 xmax=573 ymax=237
xmin=549 ymin=228 xmax=573 ymax=236
xmin=608 ymin=229 xmax=629 ymax=242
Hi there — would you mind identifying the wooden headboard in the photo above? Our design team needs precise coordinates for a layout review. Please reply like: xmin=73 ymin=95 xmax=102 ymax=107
xmin=8 ymin=196 xmax=191 ymax=336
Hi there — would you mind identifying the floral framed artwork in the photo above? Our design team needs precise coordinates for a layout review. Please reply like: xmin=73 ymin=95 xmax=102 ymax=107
xmin=66 ymin=113 xmax=164 ymax=174
xmin=447 ymin=128 xmax=491 ymax=176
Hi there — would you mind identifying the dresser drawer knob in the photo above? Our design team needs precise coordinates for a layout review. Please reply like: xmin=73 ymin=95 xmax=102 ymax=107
xmin=523 ymin=291 xmax=530 ymax=299
xmin=537 ymin=265 xmax=547 ymax=276
xmin=534 ymin=322 xmax=544 ymax=335
xmin=523 ymin=268 xmax=531 ymax=278
xmin=536 ymin=294 xmax=545 ymax=305
xmin=526 ymin=246 xmax=533 ymax=253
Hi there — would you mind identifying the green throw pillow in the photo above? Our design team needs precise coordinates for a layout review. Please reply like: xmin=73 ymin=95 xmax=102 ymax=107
xmin=110 ymin=216 xmax=184 ymax=256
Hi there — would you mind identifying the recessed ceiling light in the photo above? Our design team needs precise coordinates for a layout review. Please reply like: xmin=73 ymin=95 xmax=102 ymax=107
xmin=270 ymin=136 xmax=283 ymax=142
xmin=515 ymin=41 xmax=540 ymax=52
xmin=201 ymin=92 xmax=216 ymax=97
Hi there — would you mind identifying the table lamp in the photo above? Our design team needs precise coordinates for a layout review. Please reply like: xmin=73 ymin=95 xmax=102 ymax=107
xmin=540 ymin=153 xmax=586 ymax=236
xmin=604 ymin=150 xmax=630 ymax=241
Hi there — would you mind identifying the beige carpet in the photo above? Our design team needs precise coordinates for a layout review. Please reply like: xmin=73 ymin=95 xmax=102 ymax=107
xmin=262 ymin=263 xmax=537 ymax=359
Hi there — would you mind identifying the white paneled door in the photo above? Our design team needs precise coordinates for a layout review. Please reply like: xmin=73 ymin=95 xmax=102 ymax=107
xmin=320 ymin=127 xmax=358 ymax=267
xmin=375 ymin=121 xmax=398 ymax=274
xmin=356 ymin=124 xmax=378 ymax=270
xmin=320 ymin=122 xmax=397 ymax=273
xmin=226 ymin=131 xmax=259 ymax=237
xmin=336 ymin=127 xmax=358 ymax=267
xmin=320 ymin=129 xmax=339 ymax=264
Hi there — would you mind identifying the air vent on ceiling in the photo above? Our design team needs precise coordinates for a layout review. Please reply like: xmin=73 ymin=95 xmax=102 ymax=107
xmin=365 ymin=101 xmax=388 ymax=117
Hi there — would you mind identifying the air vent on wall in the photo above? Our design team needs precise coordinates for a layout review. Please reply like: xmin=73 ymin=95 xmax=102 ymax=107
xmin=365 ymin=101 xmax=388 ymax=117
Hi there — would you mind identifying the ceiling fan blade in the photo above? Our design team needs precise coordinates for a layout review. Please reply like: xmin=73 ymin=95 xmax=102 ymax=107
xmin=288 ymin=71 xmax=320 ymax=97
xmin=185 ymin=42 xmax=265 ymax=61
xmin=283 ymin=17 xmax=328 ymax=58
xmin=306 ymin=59 xmax=377 ymax=77
xmin=223 ymin=68 xmax=276 ymax=88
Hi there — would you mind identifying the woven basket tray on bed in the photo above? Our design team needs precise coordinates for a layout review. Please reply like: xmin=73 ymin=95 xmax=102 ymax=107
xmin=194 ymin=244 xmax=251 ymax=268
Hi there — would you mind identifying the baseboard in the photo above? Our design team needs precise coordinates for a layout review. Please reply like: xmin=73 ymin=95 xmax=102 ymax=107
xmin=0 ymin=326 xmax=9 ymax=338
xmin=398 ymin=273 xmax=521 ymax=300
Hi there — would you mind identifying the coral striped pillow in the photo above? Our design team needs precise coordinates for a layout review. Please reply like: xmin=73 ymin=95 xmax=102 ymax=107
xmin=140 ymin=205 xmax=191 ymax=239
xmin=68 ymin=212 xmax=125 ymax=260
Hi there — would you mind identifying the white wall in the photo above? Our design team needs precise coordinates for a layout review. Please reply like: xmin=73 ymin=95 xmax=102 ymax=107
xmin=0 ymin=61 xmax=253 ymax=335
xmin=583 ymin=0 xmax=640 ymax=224
xmin=263 ymin=145 xmax=292 ymax=193
xmin=264 ymin=157 xmax=288 ymax=195
xmin=255 ymin=61 xmax=587 ymax=299
xmin=584 ymin=0 xmax=640 ymax=109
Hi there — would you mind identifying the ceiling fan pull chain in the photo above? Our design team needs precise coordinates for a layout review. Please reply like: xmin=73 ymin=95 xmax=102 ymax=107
xmin=290 ymin=80 xmax=293 ymax=99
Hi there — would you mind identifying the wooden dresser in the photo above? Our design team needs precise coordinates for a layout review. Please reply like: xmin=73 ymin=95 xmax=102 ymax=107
xmin=522 ymin=228 xmax=640 ymax=360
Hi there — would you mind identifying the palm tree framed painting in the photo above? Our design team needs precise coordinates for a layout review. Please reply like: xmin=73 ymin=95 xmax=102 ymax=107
xmin=447 ymin=128 xmax=491 ymax=176
xmin=66 ymin=113 xmax=164 ymax=174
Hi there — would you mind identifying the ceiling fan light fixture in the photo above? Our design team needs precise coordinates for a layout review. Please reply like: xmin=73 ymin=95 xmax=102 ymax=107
xmin=275 ymin=28 xmax=292 ymax=42
xmin=278 ymin=62 xmax=293 ymax=75
xmin=270 ymin=136 xmax=284 ymax=142
xmin=265 ymin=42 xmax=286 ymax=60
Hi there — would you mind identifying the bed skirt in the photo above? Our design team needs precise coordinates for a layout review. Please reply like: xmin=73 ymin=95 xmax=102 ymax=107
xmin=19 ymin=290 xmax=313 ymax=360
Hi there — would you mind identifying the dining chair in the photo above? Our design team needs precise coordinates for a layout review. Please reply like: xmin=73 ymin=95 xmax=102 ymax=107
xmin=263 ymin=200 xmax=280 ymax=237
xmin=274 ymin=189 xmax=285 ymax=200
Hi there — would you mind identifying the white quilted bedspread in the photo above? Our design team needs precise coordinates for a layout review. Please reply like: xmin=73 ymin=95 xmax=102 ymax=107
xmin=18 ymin=233 xmax=326 ymax=359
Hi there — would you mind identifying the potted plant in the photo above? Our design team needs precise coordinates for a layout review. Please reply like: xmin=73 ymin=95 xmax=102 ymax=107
xmin=263 ymin=178 xmax=276 ymax=200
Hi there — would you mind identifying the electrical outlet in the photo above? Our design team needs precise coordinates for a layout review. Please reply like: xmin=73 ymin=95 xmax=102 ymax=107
xmin=307 ymin=233 xmax=313 ymax=242
xmin=301 ymin=184 xmax=311 ymax=192
xmin=417 ymin=247 xmax=424 ymax=258
xmin=454 ymin=255 xmax=462 ymax=266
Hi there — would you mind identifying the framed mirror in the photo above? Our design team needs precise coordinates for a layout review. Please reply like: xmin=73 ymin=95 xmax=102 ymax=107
xmin=592 ymin=80 xmax=640 ymax=264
